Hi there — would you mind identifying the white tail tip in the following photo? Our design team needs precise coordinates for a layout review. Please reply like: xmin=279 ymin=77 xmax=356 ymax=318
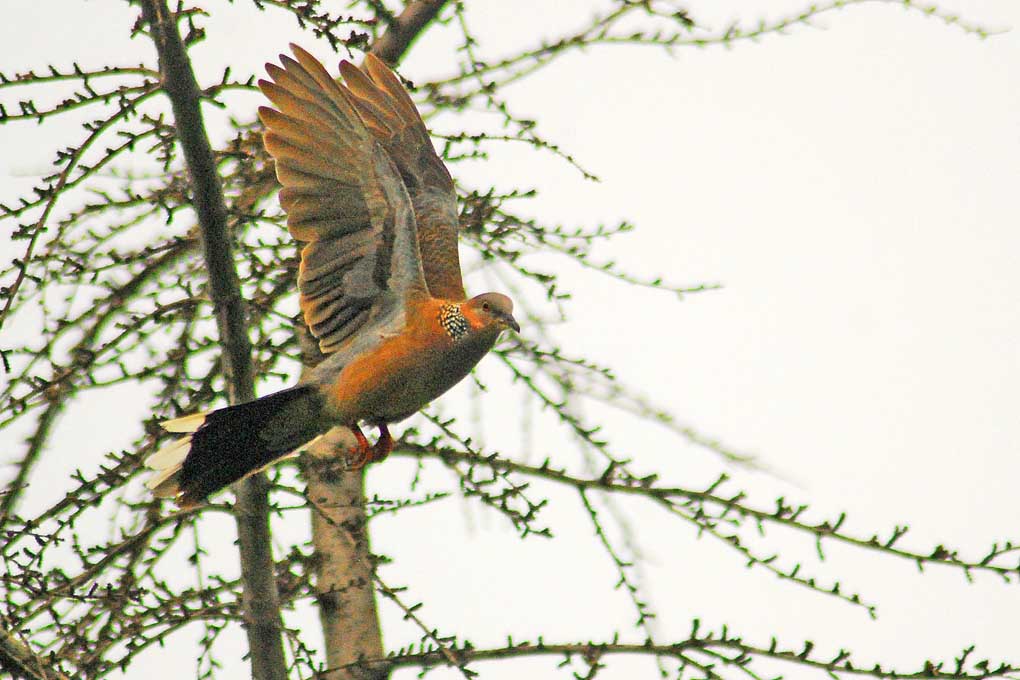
xmin=144 ymin=435 xmax=193 ymax=497
xmin=162 ymin=412 xmax=208 ymax=433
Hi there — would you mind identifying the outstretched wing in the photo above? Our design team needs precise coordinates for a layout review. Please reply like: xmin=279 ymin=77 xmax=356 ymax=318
xmin=338 ymin=54 xmax=466 ymax=301
xmin=258 ymin=46 xmax=429 ymax=353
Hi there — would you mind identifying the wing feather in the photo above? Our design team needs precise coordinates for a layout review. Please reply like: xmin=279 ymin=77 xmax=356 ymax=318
xmin=364 ymin=55 xmax=425 ymax=128
xmin=336 ymin=54 xmax=466 ymax=300
xmin=258 ymin=108 xmax=353 ymax=161
xmin=263 ymin=133 xmax=354 ymax=182
xmin=338 ymin=61 xmax=400 ymax=134
xmin=259 ymin=46 xmax=429 ymax=353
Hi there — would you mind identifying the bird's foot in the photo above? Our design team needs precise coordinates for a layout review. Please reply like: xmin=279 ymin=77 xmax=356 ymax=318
xmin=344 ymin=424 xmax=392 ymax=469
xmin=368 ymin=424 xmax=393 ymax=463
xmin=345 ymin=424 xmax=372 ymax=470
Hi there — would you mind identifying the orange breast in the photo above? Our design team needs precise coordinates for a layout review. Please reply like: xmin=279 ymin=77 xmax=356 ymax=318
xmin=324 ymin=298 xmax=490 ymax=425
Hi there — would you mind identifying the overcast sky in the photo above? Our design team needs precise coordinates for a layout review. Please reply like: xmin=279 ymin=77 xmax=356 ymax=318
xmin=1 ymin=1 xmax=1018 ymax=679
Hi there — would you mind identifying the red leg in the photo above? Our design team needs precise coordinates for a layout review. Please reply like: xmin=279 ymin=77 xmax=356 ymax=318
xmin=369 ymin=424 xmax=393 ymax=462
xmin=345 ymin=424 xmax=372 ymax=469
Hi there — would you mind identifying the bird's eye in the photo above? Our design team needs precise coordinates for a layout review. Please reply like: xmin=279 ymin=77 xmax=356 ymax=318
xmin=482 ymin=302 xmax=490 ymax=311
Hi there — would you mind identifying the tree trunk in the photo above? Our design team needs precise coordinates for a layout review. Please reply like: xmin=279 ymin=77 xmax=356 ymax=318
xmin=303 ymin=432 xmax=386 ymax=679
xmin=296 ymin=4 xmax=453 ymax=676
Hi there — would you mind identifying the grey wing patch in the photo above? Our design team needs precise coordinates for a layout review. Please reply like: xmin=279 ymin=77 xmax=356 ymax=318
xmin=298 ymin=233 xmax=375 ymax=348
xmin=339 ymin=55 xmax=466 ymax=301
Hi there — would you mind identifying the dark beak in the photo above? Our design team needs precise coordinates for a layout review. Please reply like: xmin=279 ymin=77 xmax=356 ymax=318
xmin=501 ymin=312 xmax=520 ymax=333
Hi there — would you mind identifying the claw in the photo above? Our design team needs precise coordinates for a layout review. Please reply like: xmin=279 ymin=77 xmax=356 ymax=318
xmin=369 ymin=424 xmax=393 ymax=463
xmin=344 ymin=424 xmax=392 ymax=469
xmin=345 ymin=424 xmax=372 ymax=469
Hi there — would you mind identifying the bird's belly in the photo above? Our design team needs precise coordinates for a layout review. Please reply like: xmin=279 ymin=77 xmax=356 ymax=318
xmin=327 ymin=332 xmax=493 ymax=425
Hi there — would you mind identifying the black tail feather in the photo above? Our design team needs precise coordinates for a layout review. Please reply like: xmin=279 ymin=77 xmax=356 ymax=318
xmin=176 ymin=385 xmax=324 ymax=506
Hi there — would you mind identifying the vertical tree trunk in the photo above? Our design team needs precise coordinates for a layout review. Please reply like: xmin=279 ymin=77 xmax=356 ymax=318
xmin=303 ymin=432 xmax=386 ymax=679
xmin=296 ymin=3 xmax=451 ymax=676
xmin=297 ymin=318 xmax=385 ymax=678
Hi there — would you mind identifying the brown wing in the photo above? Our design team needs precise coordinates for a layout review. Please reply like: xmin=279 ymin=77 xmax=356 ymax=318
xmin=258 ymin=45 xmax=429 ymax=354
xmin=338 ymin=54 xmax=466 ymax=301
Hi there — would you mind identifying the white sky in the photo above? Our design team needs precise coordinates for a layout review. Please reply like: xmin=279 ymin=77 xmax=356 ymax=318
xmin=1 ymin=1 xmax=1018 ymax=679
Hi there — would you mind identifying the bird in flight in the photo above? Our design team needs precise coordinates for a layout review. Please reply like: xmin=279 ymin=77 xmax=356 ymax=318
xmin=145 ymin=45 xmax=519 ymax=508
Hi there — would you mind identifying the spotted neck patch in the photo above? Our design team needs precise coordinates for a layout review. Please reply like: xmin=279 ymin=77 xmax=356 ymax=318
xmin=439 ymin=303 xmax=469 ymax=340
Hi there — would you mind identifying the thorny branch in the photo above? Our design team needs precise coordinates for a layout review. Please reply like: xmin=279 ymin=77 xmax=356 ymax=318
xmin=399 ymin=444 xmax=1020 ymax=591
xmin=328 ymin=635 xmax=1020 ymax=680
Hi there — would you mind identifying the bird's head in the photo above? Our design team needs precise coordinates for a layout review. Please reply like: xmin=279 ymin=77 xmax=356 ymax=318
xmin=461 ymin=293 xmax=520 ymax=334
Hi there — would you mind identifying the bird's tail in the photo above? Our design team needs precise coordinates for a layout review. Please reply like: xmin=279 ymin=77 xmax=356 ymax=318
xmin=145 ymin=385 xmax=326 ymax=508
